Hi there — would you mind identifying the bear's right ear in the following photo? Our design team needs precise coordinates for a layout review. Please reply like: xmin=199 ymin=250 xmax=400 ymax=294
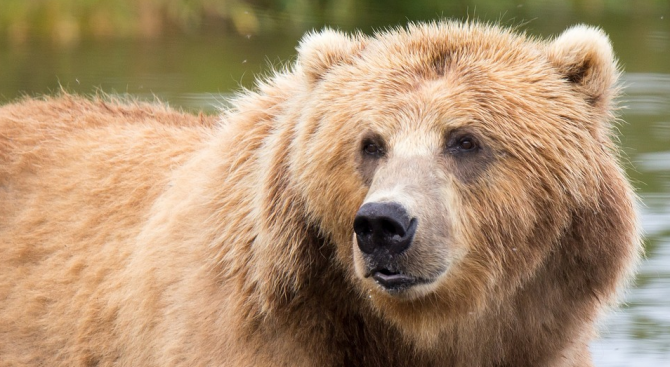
xmin=297 ymin=28 xmax=367 ymax=83
xmin=546 ymin=25 xmax=620 ymax=119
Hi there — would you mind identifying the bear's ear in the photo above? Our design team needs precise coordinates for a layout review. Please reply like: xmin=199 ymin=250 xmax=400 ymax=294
xmin=546 ymin=25 xmax=620 ymax=117
xmin=297 ymin=28 xmax=367 ymax=83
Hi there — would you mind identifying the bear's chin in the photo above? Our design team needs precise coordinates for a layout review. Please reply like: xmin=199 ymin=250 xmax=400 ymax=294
xmin=363 ymin=280 xmax=464 ymax=350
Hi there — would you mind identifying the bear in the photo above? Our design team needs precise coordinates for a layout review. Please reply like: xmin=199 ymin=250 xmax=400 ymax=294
xmin=0 ymin=21 xmax=641 ymax=367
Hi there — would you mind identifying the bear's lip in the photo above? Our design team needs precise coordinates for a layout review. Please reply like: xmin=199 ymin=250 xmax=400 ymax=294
xmin=369 ymin=269 xmax=430 ymax=291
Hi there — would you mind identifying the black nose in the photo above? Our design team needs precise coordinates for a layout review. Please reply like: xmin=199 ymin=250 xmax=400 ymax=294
xmin=353 ymin=202 xmax=417 ymax=255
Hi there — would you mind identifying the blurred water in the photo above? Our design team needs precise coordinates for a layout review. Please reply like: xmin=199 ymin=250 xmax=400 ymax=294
xmin=588 ymin=69 xmax=670 ymax=364
xmin=0 ymin=5 xmax=669 ymax=365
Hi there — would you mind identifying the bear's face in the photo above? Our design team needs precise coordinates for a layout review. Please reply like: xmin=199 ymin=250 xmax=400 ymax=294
xmin=351 ymin=97 xmax=497 ymax=300
xmin=289 ymin=22 xmax=619 ymax=335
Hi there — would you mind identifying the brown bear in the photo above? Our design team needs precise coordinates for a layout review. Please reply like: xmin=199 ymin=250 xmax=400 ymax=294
xmin=0 ymin=21 xmax=641 ymax=366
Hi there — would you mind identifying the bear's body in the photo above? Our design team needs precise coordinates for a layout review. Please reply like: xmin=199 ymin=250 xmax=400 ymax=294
xmin=0 ymin=22 xmax=640 ymax=366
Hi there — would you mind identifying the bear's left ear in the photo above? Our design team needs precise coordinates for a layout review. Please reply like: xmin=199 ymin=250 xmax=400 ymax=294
xmin=546 ymin=25 xmax=620 ymax=118
xmin=297 ymin=28 xmax=367 ymax=83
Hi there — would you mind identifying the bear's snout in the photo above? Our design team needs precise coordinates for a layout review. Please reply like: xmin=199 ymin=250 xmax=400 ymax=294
xmin=353 ymin=202 xmax=417 ymax=255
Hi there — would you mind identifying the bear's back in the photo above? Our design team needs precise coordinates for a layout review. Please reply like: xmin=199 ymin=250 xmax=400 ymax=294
xmin=0 ymin=95 xmax=217 ymax=365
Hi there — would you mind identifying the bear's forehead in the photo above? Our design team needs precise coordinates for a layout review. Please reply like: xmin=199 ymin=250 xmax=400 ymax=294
xmin=358 ymin=24 xmax=546 ymax=79
xmin=323 ymin=48 xmax=559 ymax=128
xmin=311 ymin=23 xmax=592 ymax=146
xmin=319 ymin=30 xmax=558 ymax=113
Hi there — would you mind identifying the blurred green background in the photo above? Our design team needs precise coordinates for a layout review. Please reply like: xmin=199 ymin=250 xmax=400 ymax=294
xmin=1 ymin=1 xmax=669 ymax=365
xmin=0 ymin=0 xmax=668 ymax=42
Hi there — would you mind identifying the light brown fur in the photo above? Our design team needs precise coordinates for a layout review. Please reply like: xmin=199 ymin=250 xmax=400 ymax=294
xmin=0 ymin=22 xmax=641 ymax=366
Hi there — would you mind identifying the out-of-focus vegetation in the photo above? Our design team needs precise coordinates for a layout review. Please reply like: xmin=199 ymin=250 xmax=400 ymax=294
xmin=1 ymin=0 xmax=668 ymax=44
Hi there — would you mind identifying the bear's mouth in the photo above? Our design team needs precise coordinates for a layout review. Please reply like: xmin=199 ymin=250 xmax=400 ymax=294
xmin=369 ymin=268 xmax=430 ymax=292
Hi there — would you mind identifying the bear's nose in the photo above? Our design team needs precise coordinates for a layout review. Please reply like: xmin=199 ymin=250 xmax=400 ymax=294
xmin=353 ymin=202 xmax=417 ymax=255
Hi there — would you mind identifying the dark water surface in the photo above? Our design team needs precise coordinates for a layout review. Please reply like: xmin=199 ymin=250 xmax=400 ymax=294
xmin=1 ymin=4 xmax=668 ymax=365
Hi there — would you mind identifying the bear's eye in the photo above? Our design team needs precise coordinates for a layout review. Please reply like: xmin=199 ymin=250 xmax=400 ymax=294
xmin=458 ymin=137 xmax=476 ymax=151
xmin=360 ymin=133 xmax=386 ymax=160
xmin=446 ymin=132 xmax=481 ymax=156
xmin=362 ymin=142 xmax=384 ymax=157
xmin=364 ymin=143 xmax=380 ymax=155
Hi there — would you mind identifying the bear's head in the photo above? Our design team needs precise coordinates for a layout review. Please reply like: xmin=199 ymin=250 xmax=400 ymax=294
xmin=283 ymin=22 xmax=637 ymax=345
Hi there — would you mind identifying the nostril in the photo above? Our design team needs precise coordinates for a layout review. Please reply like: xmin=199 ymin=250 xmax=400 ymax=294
xmin=376 ymin=268 xmax=397 ymax=276
xmin=380 ymin=218 xmax=405 ymax=238
xmin=353 ymin=217 xmax=373 ymax=237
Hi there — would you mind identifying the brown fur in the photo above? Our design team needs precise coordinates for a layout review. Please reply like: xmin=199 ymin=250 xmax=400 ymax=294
xmin=0 ymin=22 xmax=641 ymax=366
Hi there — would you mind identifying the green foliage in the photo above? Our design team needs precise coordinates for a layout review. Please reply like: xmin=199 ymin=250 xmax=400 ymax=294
xmin=0 ymin=0 xmax=667 ymax=44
